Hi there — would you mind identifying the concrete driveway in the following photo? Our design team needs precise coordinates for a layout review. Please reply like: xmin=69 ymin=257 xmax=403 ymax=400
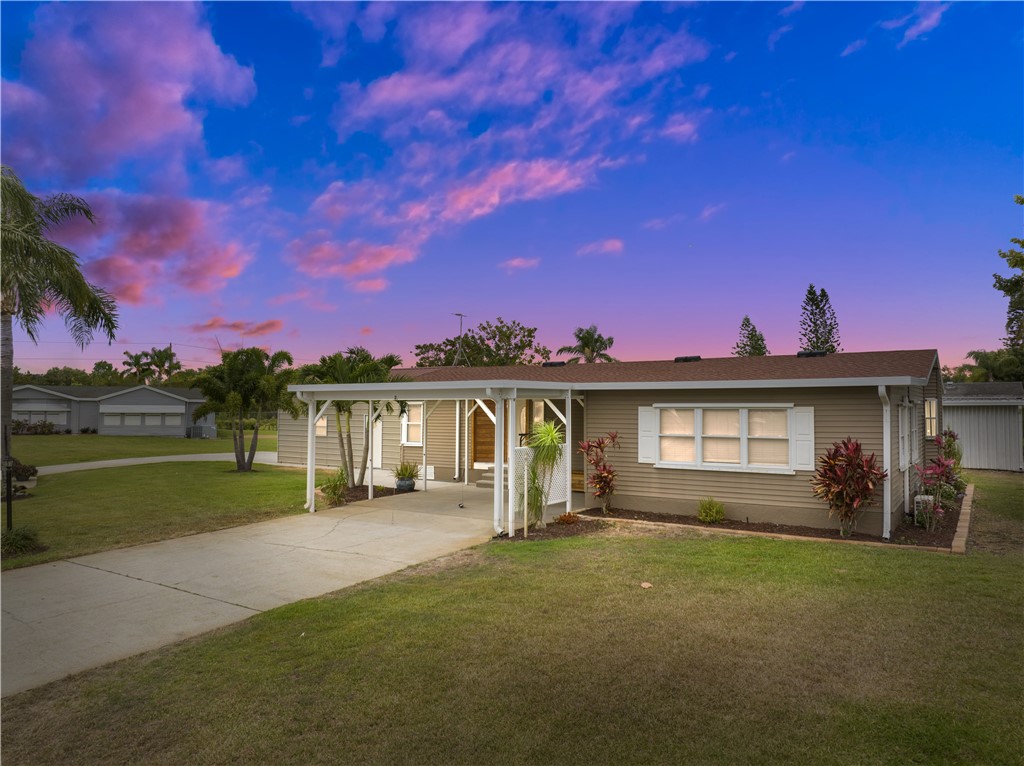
xmin=1 ymin=483 xmax=494 ymax=697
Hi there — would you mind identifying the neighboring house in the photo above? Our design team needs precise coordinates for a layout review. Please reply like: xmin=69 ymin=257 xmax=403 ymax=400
xmin=943 ymin=382 xmax=1024 ymax=472
xmin=282 ymin=349 xmax=942 ymax=539
xmin=11 ymin=384 xmax=216 ymax=438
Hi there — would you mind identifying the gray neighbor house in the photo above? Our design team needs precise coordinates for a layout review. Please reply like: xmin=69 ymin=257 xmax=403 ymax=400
xmin=12 ymin=384 xmax=216 ymax=438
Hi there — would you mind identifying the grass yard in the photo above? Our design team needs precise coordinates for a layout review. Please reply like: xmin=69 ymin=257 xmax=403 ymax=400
xmin=3 ymin=519 xmax=1021 ymax=763
xmin=11 ymin=432 xmax=278 ymax=466
xmin=2 ymin=462 xmax=320 ymax=570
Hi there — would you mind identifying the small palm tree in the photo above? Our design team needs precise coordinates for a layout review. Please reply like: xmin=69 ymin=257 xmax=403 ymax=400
xmin=1 ymin=166 xmax=118 ymax=465
xmin=557 ymin=324 xmax=618 ymax=364
xmin=299 ymin=347 xmax=405 ymax=488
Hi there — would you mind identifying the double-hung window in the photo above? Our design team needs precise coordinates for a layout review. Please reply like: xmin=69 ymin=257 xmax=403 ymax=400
xmin=640 ymin=404 xmax=814 ymax=473
xmin=924 ymin=398 xmax=938 ymax=438
xmin=402 ymin=402 xmax=423 ymax=446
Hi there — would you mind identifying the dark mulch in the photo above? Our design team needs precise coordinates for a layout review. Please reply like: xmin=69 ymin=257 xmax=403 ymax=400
xmin=337 ymin=485 xmax=415 ymax=503
xmin=581 ymin=497 xmax=963 ymax=549
xmin=493 ymin=515 xmax=611 ymax=543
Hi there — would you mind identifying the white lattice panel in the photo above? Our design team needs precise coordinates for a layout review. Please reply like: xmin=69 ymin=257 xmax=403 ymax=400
xmin=511 ymin=444 xmax=568 ymax=528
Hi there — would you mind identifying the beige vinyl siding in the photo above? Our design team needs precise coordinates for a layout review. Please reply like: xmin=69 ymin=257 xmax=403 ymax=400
xmin=889 ymin=385 xmax=909 ymax=522
xmin=584 ymin=386 xmax=886 ymax=535
xmin=279 ymin=400 xmax=467 ymax=481
xmin=923 ymin=363 xmax=943 ymax=462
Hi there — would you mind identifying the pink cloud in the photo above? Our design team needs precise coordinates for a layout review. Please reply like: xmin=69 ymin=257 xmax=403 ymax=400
xmin=499 ymin=257 xmax=540 ymax=272
xmin=190 ymin=317 xmax=284 ymax=338
xmin=351 ymin=278 xmax=389 ymax=293
xmin=360 ymin=326 xmax=374 ymax=336
xmin=642 ymin=213 xmax=685 ymax=230
xmin=53 ymin=191 xmax=250 ymax=305
xmin=841 ymin=39 xmax=868 ymax=57
xmin=577 ymin=239 xmax=624 ymax=257
xmin=779 ymin=2 xmax=804 ymax=17
xmin=287 ymin=235 xmax=417 ymax=280
xmin=399 ymin=3 xmax=510 ymax=67
xmin=268 ymin=288 xmax=336 ymax=313
xmin=899 ymin=4 xmax=951 ymax=47
xmin=206 ymin=155 xmax=248 ymax=183
xmin=442 ymin=159 xmax=594 ymax=222
xmin=2 ymin=3 xmax=254 ymax=181
xmin=662 ymin=114 xmax=701 ymax=143
xmin=700 ymin=203 xmax=727 ymax=222
xmin=780 ymin=151 xmax=797 ymax=163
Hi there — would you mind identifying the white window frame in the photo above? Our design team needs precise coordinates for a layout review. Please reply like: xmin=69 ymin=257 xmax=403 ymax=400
xmin=653 ymin=404 xmax=797 ymax=475
xmin=924 ymin=398 xmax=938 ymax=438
xmin=401 ymin=401 xmax=423 ymax=446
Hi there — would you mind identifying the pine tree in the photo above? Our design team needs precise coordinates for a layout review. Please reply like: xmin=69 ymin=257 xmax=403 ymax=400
xmin=798 ymin=284 xmax=842 ymax=353
xmin=732 ymin=315 xmax=770 ymax=356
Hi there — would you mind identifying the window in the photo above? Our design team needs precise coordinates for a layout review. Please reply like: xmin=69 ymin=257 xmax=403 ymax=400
xmin=103 ymin=414 xmax=121 ymax=427
xmin=402 ymin=402 xmax=423 ymax=446
xmin=315 ymin=416 xmax=327 ymax=437
xmin=46 ymin=411 xmax=68 ymax=426
xmin=165 ymin=414 xmax=183 ymax=427
xmin=645 ymin=405 xmax=810 ymax=473
xmin=145 ymin=414 xmax=162 ymax=427
xmin=924 ymin=398 xmax=938 ymax=438
xmin=124 ymin=414 xmax=142 ymax=426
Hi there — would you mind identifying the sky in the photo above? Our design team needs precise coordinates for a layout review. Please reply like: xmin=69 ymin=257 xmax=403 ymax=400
xmin=2 ymin=1 xmax=1021 ymax=373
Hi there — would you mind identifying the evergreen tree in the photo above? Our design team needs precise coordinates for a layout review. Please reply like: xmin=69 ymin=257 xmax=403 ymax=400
xmin=993 ymin=195 xmax=1024 ymax=350
xmin=798 ymin=284 xmax=842 ymax=353
xmin=732 ymin=316 xmax=770 ymax=356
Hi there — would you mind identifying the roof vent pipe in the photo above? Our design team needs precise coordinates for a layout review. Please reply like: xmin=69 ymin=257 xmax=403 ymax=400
xmin=796 ymin=350 xmax=828 ymax=358
xmin=674 ymin=356 xmax=702 ymax=363
xmin=542 ymin=361 xmax=567 ymax=368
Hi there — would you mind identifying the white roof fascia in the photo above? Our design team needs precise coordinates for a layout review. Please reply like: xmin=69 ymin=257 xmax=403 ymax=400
xmin=12 ymin=385 xmax=82 ymax=401
xmin=289 ymin=380 xmax=574 ymax=401
xmin=943 ymin=399 xmax=1024 ymax=407
xmin=574 ymin=376 xmax=927 ymax=390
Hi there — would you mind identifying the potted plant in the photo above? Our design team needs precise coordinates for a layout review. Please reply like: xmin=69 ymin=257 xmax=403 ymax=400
xmin=392 ymin=461 xmax=420 ymax=492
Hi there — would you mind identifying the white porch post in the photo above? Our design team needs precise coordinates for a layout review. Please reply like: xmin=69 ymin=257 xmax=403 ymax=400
xmin=306 ymin=397 xmax=316 ymax=512
xmin=422 ymin=400 xmax=429 ymax=492
xmin=493 ymin=393 xmax=505 ymax=535
xmin=507 ymin=395 xmax=517 ymax=536
xmin=565 ymin=391 xmax=573 ymax=518
xmin=368 ymin=399 xmax=374 ymax=501
xmin=454 ymin=400 xmax=460 ymax=481
xmin=464 ymin=400 xmax=471 ymax=485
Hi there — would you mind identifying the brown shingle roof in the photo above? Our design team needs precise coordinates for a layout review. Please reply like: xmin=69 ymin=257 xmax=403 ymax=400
xmin=393 ymin=349 xmax=938 ymax=386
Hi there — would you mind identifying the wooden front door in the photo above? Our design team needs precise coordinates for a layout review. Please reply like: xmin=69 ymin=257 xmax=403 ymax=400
xmin=473 ymin=406 xmax=495 ymax=463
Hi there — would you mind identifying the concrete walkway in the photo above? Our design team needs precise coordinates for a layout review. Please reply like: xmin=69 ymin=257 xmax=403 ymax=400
xmin=38 ymin=451 xmax=279 ymax=475
xmin=1 ymin=483 xmax=494 ymax=697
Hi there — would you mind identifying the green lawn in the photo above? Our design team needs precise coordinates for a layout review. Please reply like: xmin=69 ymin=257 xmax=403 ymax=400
xmin=2 ymin=462 xmax=318 ymax=570
xmin=11 ymin=432 xmax=278 ymax=466
xmin=3 ymin=493 xmax=1021 ymax=764
xmin=966 ymin=469 xmax=1024 ymax=556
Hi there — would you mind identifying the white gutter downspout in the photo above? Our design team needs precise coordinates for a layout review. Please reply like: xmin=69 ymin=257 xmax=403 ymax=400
xmin=878 ymin=385 xmax=892 ymax=540
xmin=454 ymin=401 xmax=460 ymax=481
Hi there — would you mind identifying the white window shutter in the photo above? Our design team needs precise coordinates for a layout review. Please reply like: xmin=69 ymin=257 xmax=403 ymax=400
xmin=637 ymin=407 xmax=657 ymax=464
xmin=792 ymin=407 xmax=815 ymax=471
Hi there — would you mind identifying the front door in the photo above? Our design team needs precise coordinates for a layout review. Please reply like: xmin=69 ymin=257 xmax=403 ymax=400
xmin=473 ymin=406 xmax=495 ymax=463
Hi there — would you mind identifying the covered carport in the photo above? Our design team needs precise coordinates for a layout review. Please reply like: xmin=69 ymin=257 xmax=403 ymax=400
xmin=290 ymin=379 xmax=585 ymax=536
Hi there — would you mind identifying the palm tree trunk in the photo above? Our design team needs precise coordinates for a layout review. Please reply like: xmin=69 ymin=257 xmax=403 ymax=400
xmin=234 ymin=409 xmax=247 ymax=471
xmin=1 ymin=312 xmax=13 ymax=468
xmin=355 ymin=415 xmax=370 ymax=487
xmin=245 ymin=426 xmax=260 ymax=471
xmin=344 ymin=411 xmax=356 ymax=487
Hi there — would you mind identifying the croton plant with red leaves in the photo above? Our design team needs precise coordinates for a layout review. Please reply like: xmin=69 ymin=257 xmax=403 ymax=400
xmin=810 ymin=437 xmax=888 ymax=537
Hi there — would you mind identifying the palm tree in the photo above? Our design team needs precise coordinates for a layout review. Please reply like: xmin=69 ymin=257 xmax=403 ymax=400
xmin=148 ymin=345 xmax=182 ymax=383
xmin=557 ymin=324 xmax=618 ymax=364
xmin=1 ymin=166 xmax=118 ymax=465
xmin=299 ymin=347 xmax=404 ymax=488
xmin=192 ymin=347 xmax=298 ymax=472
xmin=122 ymin=350 xmax=154 ymax=384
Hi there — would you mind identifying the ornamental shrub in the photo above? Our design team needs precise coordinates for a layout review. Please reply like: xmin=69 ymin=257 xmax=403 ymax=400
xmin=810 ymin=437 xmax=887 ymax=537
xmin=319 ymin=467 xmax=349 ymax=507
xmin=697 ymin=497 xmax=725 ymax=523
xmin=579 ymin=432 xmax=621 ymax=514
xmin=913 ymin=456 xmax=958 ymax=532
xmin=11 ymin=458 xmax=38 ymax=482
xmin=1 ymin=526 xmax=43 ymax=557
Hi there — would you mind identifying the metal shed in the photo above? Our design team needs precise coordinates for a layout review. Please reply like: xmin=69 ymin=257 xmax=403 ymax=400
xmin=942 ymin=382 xmax=1024 ymax=472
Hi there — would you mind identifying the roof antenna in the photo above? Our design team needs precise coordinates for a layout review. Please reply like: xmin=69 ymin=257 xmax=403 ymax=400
xmin=451 ymin=312 xmax=469 ymax=367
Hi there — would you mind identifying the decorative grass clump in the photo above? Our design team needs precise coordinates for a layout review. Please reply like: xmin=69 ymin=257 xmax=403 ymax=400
xmin=697 ymin=496 xmax=725 ymax=523
xmin=1 ymin=526 xmax=44 ymax=557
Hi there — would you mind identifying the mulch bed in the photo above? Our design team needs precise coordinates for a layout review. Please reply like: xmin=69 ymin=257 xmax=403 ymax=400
xmin=493 ymin=516 xmax=611 ymax=543
xmin=336 ymin=485 xmax=414 ymax=503
xmin=580 ymin=496 xmax=963 ymax=549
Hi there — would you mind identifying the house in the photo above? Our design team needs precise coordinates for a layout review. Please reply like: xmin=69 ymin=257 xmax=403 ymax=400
xmin=281 ymin=349 xmax=942 ymax=539
xmin=942 ymin=382 xmax=1024 ymax=472
xmin=11 ymin=384 xmax=216 ymax=437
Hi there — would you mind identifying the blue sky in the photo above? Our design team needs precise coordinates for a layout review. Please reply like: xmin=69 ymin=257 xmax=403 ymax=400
xmin=2 ymin=1 xmax=1021 ymax=372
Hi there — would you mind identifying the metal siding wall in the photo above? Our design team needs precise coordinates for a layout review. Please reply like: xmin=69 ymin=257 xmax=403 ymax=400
xmin=944 ymin=406 xmax=1024 ymax=472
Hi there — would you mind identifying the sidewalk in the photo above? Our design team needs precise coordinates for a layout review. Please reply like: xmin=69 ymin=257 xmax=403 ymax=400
xmin=37 ymin=452 xmax=279 ymax=475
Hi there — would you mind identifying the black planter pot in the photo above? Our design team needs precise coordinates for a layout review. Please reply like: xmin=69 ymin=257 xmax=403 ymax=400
xmin=395 ymin=478 xmax=415 ymax=492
